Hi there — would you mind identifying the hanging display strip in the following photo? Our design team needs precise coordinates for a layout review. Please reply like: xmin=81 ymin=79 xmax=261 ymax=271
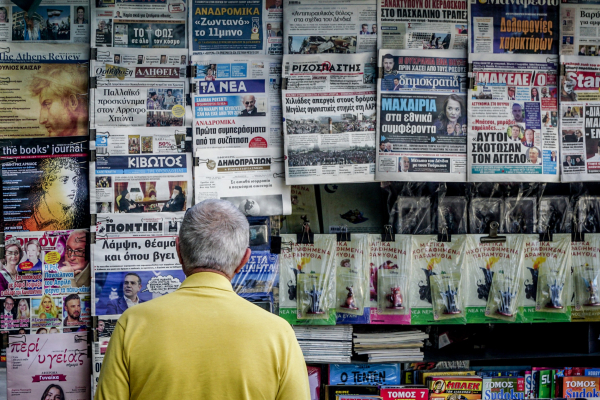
xmin=91 ymin=0 xmax=186 ymax=49
xmin=560 ymin=56 xmax=600 ymax=182
xmin=0 ymin=43 xmax=89 ymax=138
xmin=0 ymin=0 xmax=90 ymax=43
xmin=468 ymin=54 xmax=560 ymax=182
xmin=91 ymin=213 xmax=185 ymax=318
xmin=376 ymin=49 xmax=468 ymax=182
xmin=283 ymin=0 xmax=376 ymax=55
xmin=377 ymin=0 xmax=468 ymax=50
xmin=281 ymin=53 xmax=377 ymax=184
xmin=469 ymin=0 xmax=559 ymax=54
xmin=191 ymin=55 xmax=282 ymax=151
xmin=189 ymin=0 xmax=282 ymax=55
xmin=194 ymin=146 xmax=291 ymax=216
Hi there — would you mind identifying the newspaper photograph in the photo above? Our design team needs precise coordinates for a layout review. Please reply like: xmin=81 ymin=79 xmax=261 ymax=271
xmin=92 ymin=317 xmax=117 ymax=396
xmin=92 ymin=48 xmax=188 ymax=66
xmin=191 ymin=55 xmax=282 ymax=151
xmin=90 ymin=60 xmax=187 ymax=129
xmin=282 ymin=53 xmax=377 ymax=184
xmin=283 ymin=0 xmax=376 ymax=54
xmin=92 ymin=213 xmax=185 ymax=317
xmin=91 ymin=0 xmax=186 ymax=49
xmin=378 ymin=0 xmax=468 ymax=50
xmin=190 ymin=0 xmax=273 ymax=55
xmin=0 ymin=43 xmax=89 ymax=138
xmin=7 ymin=332 xmax=90 ymax=400
xmin=470 ymin=0 xmax=559 ymax=54
xmin=91 ymin=152 xmax=192 ymax=214
xmin=376 ymin=49 xmax=468 ymax=181
xmin=0 ymin=137 xmax=89 ymax=232
xmin=560 ymin=2 xmax=600 ymax=56
xmin=560 ymin=56 xmax=600 ymax=181
xmin=194 ymin=147 xmax=291 ymax=216
xmin=0 ymin=0 xmax=90 ymax=43
xmin=91 ymin=127 xmax=191 ymax=156
xmin=468 ymin=54 xmax=560 ymax=182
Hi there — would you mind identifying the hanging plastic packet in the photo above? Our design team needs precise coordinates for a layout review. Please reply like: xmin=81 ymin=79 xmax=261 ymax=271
xmin=521 ymin=234 xmax=572 ymax=322
xmin=572 ymin=234 xmax=600 ymax=321
xmin=369 ymin=234 xmax=412 ymax=324
xmin=465 ymin=235 xmax=525 ymax=323
xmin=294 ymin=235 xmax=337 ymax=320
xmin=335 ymin=234 xmax=369 ymax=317
xmin=410 ymin=235 xmax=467 ymax=324
xmin=278 ymin=234 xmax=335 ymax=325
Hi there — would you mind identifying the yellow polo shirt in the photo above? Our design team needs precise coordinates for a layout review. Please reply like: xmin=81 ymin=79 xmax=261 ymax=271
xmin=95 ymin=272 xmax=310 ymax=400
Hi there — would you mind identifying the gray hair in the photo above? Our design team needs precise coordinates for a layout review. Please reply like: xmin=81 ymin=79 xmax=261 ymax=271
xmin=179 ymin=199 xmax=249 ymax=276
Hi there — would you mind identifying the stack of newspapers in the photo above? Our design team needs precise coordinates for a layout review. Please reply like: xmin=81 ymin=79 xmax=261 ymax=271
xmin=353 ymin=330 xmax=428 ymax=362
xmin=292 ymin=326 xmax=353 ymax=363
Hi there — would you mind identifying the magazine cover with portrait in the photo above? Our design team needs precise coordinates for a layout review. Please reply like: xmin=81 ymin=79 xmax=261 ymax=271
xmin=7 ymin=332 xmax=90 ymax=400
xmin=0 ymin=137 xmax=89 ymax=232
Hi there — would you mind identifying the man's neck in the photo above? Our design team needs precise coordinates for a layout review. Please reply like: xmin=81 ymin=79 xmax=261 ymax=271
xmin=125 ymin=295 xmax=139 ymax=303
xmin=186 ymin=267 xmax=232 ymax=281
xmin=68 ymin=316 xmax=80 ymax=323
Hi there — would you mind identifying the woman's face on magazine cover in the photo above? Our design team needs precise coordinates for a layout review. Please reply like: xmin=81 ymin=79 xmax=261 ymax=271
xmin=446 ymin=99 xmax=461 ymax=122
xmin=19 ymin=301 xmax=27 ymax=312
xmin=48 ymin=168 xmax=78 ymax=209
xmin=42 ymin=297 xmax=52 ymax=311
xmin=5 ymin=245 xmax=19 ymax=267
xmin=45 ymin=387 xmax=62 ymax=400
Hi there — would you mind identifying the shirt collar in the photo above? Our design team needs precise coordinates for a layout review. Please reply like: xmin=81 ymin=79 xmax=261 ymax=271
xmin=178 ymin=271 xmax=233 ymax=292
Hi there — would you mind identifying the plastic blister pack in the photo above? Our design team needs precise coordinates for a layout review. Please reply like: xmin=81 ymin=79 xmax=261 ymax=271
xmin=335 ymin=234 xmax=369 ymax=316
xmin=395 ymin=197 xmax=432 ymax=234
xmin=438 ymin=196 xmax=468 ymax=234
xmin=578 ymin=196 xmax=600 ymax=234
xmin=470 ymin=198 xmax=504 ymax=234
xmin=430 ymin=273 xmax=465 ymax=322
xmin=531 ymin=235 xmax=571 ymax=314
xmin=377 ymin=269 xmax=409 ymax=315
xmin=538 ymin=196 xmax=571 ymax=234
xmin=504 ymin=197 xmax=537 ymax=234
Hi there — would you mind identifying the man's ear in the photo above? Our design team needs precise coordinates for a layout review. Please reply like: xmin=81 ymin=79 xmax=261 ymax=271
xmin=68 ymin=94 xmax=79 ymax=111
xmin=233 ymin=248 xmax=251 ymax=276
xmin=176 ymin=237 xmax=185 ymax=267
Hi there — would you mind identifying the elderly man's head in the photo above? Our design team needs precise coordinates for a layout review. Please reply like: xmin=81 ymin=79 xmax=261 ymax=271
xmin=242 ymin=95 xmax=256 ymax=112
xmin=178 ymin=199 xmax=250 ymax=277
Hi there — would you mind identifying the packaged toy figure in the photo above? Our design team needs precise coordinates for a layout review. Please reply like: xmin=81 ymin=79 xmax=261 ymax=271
xmin=438 ymin=197 xmax=468 ymax=235
xmin=538 ymin=196 xmax=571 ymax=234
xmin=579 ymin=197 xmax=600 ymax=234
xmin=572 ymin=234 xmax=600 ymax=321
xmin=504 ymin=198 xmax=537 ymax=234
xmin=369 ymin=235 xmax=412 ymax=324
xmin=335 ymin=234 xmax=369 ymax=317
xmin=410 ymin=235 xmax=467 ymax=324
xmin=395 ymin=197 xmax=431 ymax=234
xmin=470 ymin=198 xmax=503 ymax=234
xmin=465 ymin=235 xmax=525 ymax=323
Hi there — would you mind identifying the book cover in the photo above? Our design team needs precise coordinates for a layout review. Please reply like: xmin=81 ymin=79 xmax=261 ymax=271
xmin=483 ymin=377 xmax=526 ymax=399
xmin=562 ymin=376 xmax=600 ymax=398
xmin=427 ymin=376 xmax=483 ymax=400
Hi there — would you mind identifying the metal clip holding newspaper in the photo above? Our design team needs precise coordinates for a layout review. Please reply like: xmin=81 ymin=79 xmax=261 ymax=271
xmin=480 ymin=221 xmax=506 ymax=243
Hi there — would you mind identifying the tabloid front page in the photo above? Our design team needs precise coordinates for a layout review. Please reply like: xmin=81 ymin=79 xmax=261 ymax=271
xmin=560 ymin=1 xmax=600 ymax=56
xmin=194 ymin=147 xmax=291 ymax=216
xmin=189 ymin=0 xmax=282 ymax=55
xmin=282 ymin=53 xmax=377 ymax=184
xmin=91 ymin=152 xmax=193 ymax=214
xmin=560 ymin=56 xmax=600 ymax=181
xmin=90 ymin=60 xmax=187 ymax=129
xmin=376 ymin=49 xmax=468 ymax=181
xmin=92 ymin=213 xmax=185 ymax=317
xmin=469 ymin=0 xmax=559 ymax=54
xmin=378 ymin=0 xmax=468 ymax=50
xmin=191 ymin=55 xmax=282 ymax=151
xmin=468 ymin=54 xmax=560 ymax=182
xmin=91 ymin=0 xmax=186 ymax=49
xmin=0 ymin=0 xmax=90 ymax=43
xmin=0 ymin=44 xmax=89 ymax=138
xmin=0 ymin=137 xmax=89 ymax=232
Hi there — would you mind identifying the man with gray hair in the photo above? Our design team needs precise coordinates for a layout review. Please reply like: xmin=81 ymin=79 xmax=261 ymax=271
xmin=95 ymin=199 xmax=310 ymax=400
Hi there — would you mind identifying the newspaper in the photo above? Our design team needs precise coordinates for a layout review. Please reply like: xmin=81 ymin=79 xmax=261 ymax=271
xmin=282 ymin=53 xmax=377 ymax=184
xmin=189 ymin=0 xmax=283 ymax=55
xmin=91 ymin=0 xmax=186 ymax=49
xmin=91 ymin=152 xmax=192 ymax=214
xmin=92 ymin=317 xmax=118 ymax=396
xmin=90 ymin=60 xmax=187 ymax=129
xmin=378 ymin=0 xmax=468 ymax=50
xmin=194 ymin=147 xmax=291 ymax=216
xmin=560 ymin=56 xmax=600 ymax=181
xmin=376 ymin=49 xmax=468 ymax=181
xmin=7 ymin=332 xmax=90 ymax=400
xmin=468 ymin=54 xmax=560 ymax=182
xmin=469 ymin=0 xmax=559 ymax=54
xmin=560 ymin=2 xmax=600 ymax=56
xmin=0 ymin=43 xmax=89 ymax=138
xmin=92 ymin=213 xmax=185 ymax=317
xmin=0 ymin=137 xmax=89 ymax=232
xmin=0 ymin=0 xmax=90 ymax=43
xmin=191 ymin=55 xmax=282 ymax=151
xmin=92 ymin=48 xmax=189 ymax=66
xmin=91 ymin=127 xmax=191 ymax=156
xmin=283 ymin=0 xmax=376 ymax=54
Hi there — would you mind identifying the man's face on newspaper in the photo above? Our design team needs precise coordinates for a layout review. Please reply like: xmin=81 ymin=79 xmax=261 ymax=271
xmin=243 ymin=95 xmax=256 ymax=111
xmin=512 ymin=104 xmax=523 ymax=121
xmin=0 ymin=9 xmax=6 ymax=22
xmin=38 ymin=88 xmax=79 ymax=136
xmin=383 ymin=57 xmax=394 ymax=73
xmin=124 ymin=275 xmax=141 ymax=299
xmin=4 ymin=298 xmax=13 ymax=312
xmin=401 ymin=157 xmax=410 ymax=171
xmin=525 ymin=129 xmax=534 ymax=142
xmin=65 ymin=231 xmax=87 ymax=272
xmin=529 ymin=148 xmax=539 ymax=164
xmin=77 ymin=8 xmax=84 ymax=21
